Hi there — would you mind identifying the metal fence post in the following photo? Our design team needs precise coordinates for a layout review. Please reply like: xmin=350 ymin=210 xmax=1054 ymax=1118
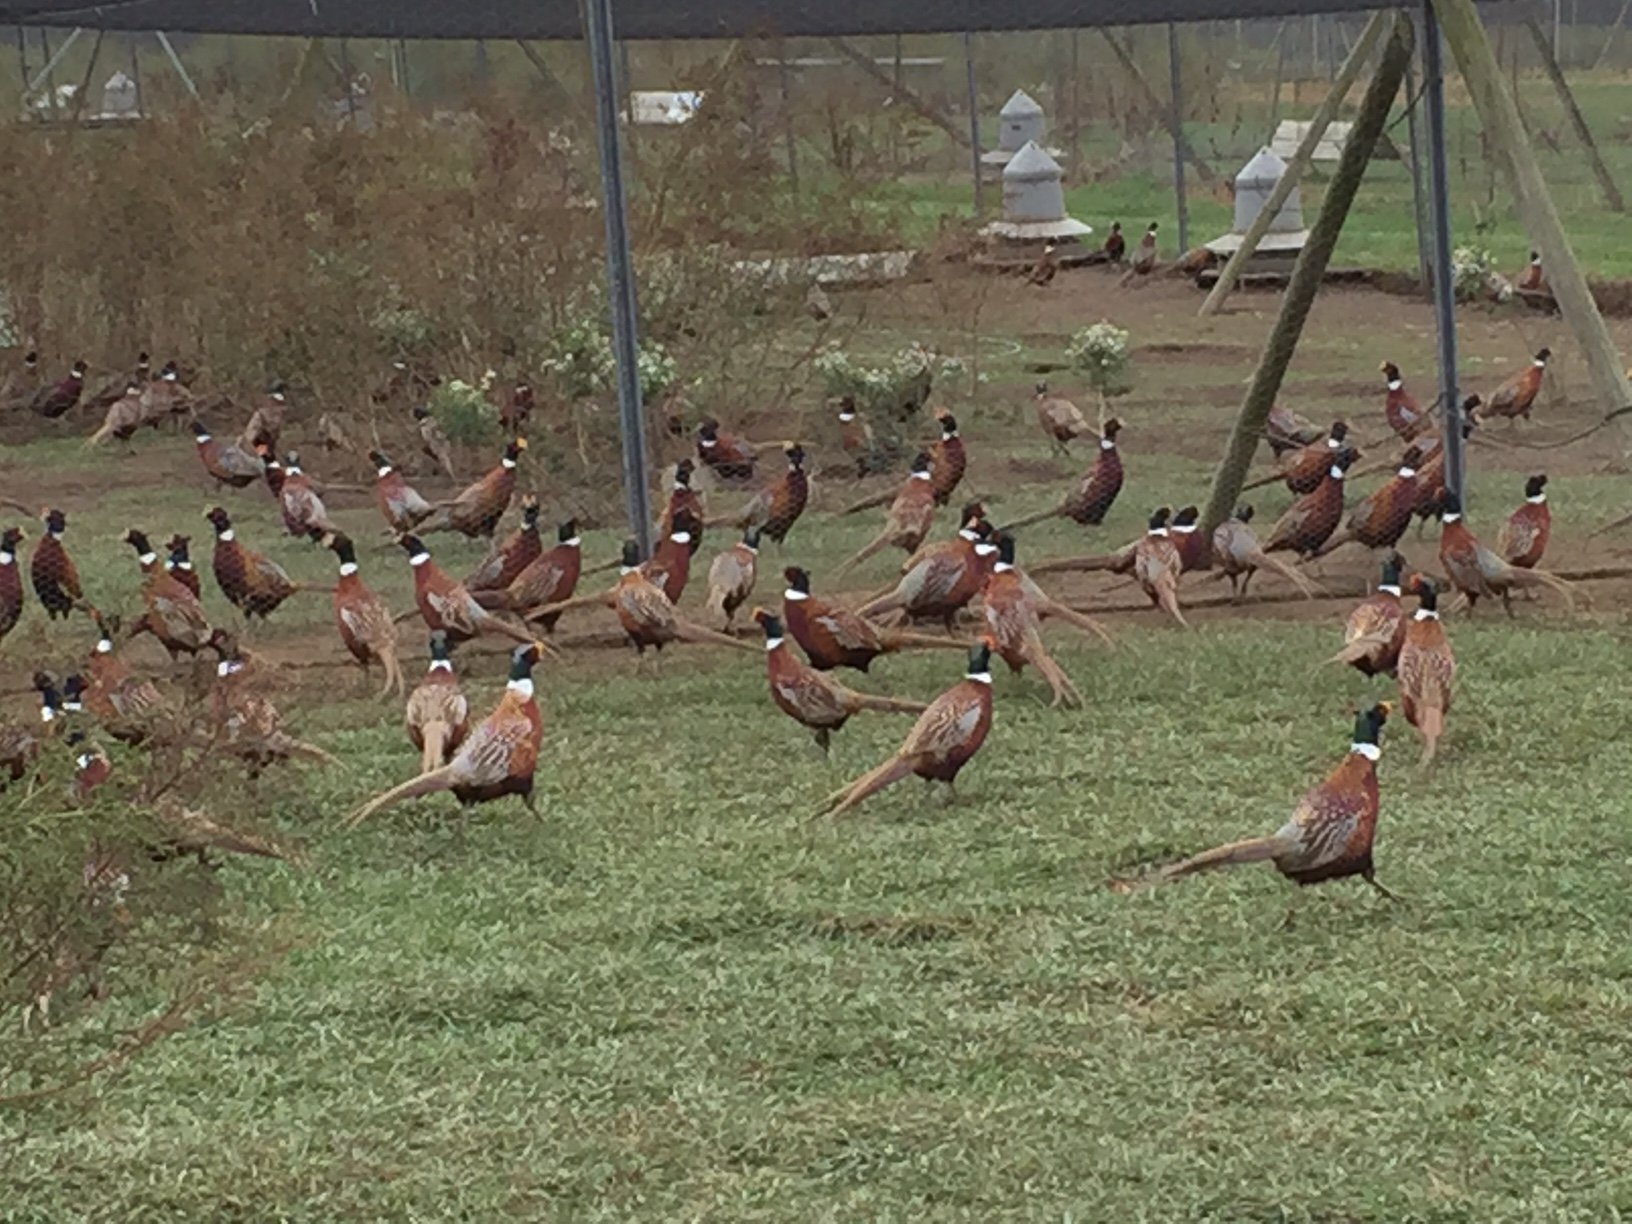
xmin=1168 ymin=24 xmax=1189 ymax=253
xmin=1422 ymin=2 xmax=1464 ymax=505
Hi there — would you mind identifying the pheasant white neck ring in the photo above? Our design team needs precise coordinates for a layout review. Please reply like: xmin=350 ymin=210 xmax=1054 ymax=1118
xmin=993 ymin=561 xmax=1014 ymax=573
xmin=0 ymin=552 xmax=12 ymax=565
xmin=783 ymin=587 xmax=808 ymax=601
xmin=429 ymin=659 xmax=454 ymax=673
xmin=339 ymin=562 xmax=359 ymax=577
xmin=96 ymin=638 xmax=113 ymax=653
xmin=670 ymin=531 xmax=691 ymax=545
xmin=1527 ymin=494 xmax=1546 ymax=505
xmin=1414 ymin=608 xmax=1439 ymax=621
xmin=139 ymin=552 xmax=156 ymax=566
xmin=911 ymin=471 xmax=931 ymax=481
xmin=377 ymin=466 xmax=393 ymax=478
xmin=1100 ymin=438 xmax=1116 ymax=450
xmin=1387 ymin=379 xmax=1402 ymax=392
xmin=1377 ymin=584 xmax=1402 ymax=597
xmin=219 ymin=529 xmax=234 ymax=542
xmin=1329 ymin=465 xmax=1346 ymax=480
xmin=409 ymin=552 xmax=430 ymax=567
xmin=1442 ymin=512 xmax=1461 ymax=523
xmin=763 ymin=636 xmax=783 ymax=651
xmin=507 ymin=677 xmax=535 ymax=698
xmin=1350 ymin=742 xmax=1382 ymax=761
xmin=501 ymin=457 xmax=517 ymax=469
xmin=967 ymin=670 xmax=993 ymax=684
xmin=1398 ymin=467 xmax=1416 ymax=478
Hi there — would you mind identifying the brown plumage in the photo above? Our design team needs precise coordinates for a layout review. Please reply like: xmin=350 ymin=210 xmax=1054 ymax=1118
xmin=324 ymin=533 xmax=403 ymax=698
xmin=1264 ymin=449 xmax=1355 ymax=559
xmin=419 ymin=438 xmax=526 ymax=538
xmin=1497 ymin=475 xmax=1550 ymax=569
xmin=858 ymin=511 xmax=997 ymax=632
xmin=123 ymin=530 xmax=212 ymax=659
xmin=464 ymin=495 xmax=543 ymax=594
xmin=753 ymin=608 xmax=929 ymax=752
xmin=835 ymin=452 xmax=938 ymax=577
xmin=406 ymin=631 xmax=471 ymax=772
xmin=1027 ymin=241 xmax=1058 ymax=286
xmin=84 ymin=382 xmax=148 ymax=448
xmin=818 ymin=641 xmax=996 ymax=818
xmin=1118 ymin=223 xmax=1158 ymax=285
xmin=1103 ymin=222 xmax=1126 ymax=262
xmin=400 ymin=535 xmax=540 ymax=649
xmin=1278 ymin=422 xmax=1351 ymax=496
xmin=204 ymin=507 xmax=315 ymax=621
xmin=1034 ymin=382 xmax=1091 ymax=456
xmin=191 ymin=420 xmax=265 ymax=488
xmin=28 ymin=360 xmax=86 ymax=418
xmin=0 ymin=526 xmax=23 ymax=645
xmin=710 ymin=444 xmax=808 ymax=544
xmin=370 ymin=449 xmax=435 ymax=534
xmin=1311 ymin=447 xmax=1422 ymax=559
xmin=1325 ymin=554 xmax=1408 ymax=676
xmin=1380 ymin=361 xmax=1429 ymax=442
xmin=1132 ymin=509 xmax=1187 ymax=628
xmin=1168 ymin=506 xmax=1210 ymax=574
xmin=980 ymin=534 xmax=1107 ymax=708
xmin=139 ymin=364 xmax=190 ymax=429
xmin=1157 ymin=703 xmax=1397 ymax=897
xmin=164 ymin=535 xmax=202 ymax=599
xmin=1210 ymin=506 xmax=1319 ymax=601
xmin=1396 ymin=581 xmax=1455 ymax=765
xmin=1516 ymin=251 xmax=1548 ymax=294
xmin=1003 ymin=419 xmax=1124 ymax=531
xmin=696 ymin=417 xmax=760 ymax=483
xmin=240 ymin=384 xmax=288 ymax=455
xmin=483 ymin=520 xmax=583 ymax=634
xmin=1265 ymin=403 xmax=1323 ymax=456
xmin=82 ymin=618 xmax=165 ymax=745
xmin=264 ymin=452 xmax=340 ymax=539
xmin=781 ymin=566 xmax=967 ymax=673
xmin=413 ymin=405 xmax=458 ymax=480
xmin=207 ymin=634 xmax=338 ymax=776
xmin=705 ymin=528 xmax=760 ymax=629
xmin=927 ymin=410 xmax=965 ymax=507
xmin=1437 ymin=492 xmax=1575 ymax=614
xmin=30 ymin=508 xmax=84 ymax=620
xmin=1484 ymin=348 xmax=1550 ymax=423
xmin=349 ymin=642 xmax=548 ymax=826
xmin=658 ymin=460 xmax=706 ymax=553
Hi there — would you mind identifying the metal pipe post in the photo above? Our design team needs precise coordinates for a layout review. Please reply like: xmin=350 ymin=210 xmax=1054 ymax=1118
xmin=583 ymin=0 xmax=654 ymax=555
xmin=780 ymin=52 xmax=800 ymax=210
xmin=1422 ymin=2 xmax=1464 ymax=504
xmin=1168 ymin=24 xmax=1189 ymax=253
xmin=963 ymin=33 xmax=982 ymax=214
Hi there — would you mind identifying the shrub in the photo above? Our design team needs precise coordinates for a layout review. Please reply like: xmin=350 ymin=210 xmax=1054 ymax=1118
xmin=1068 ymin=321 xmax=1133 ymax=399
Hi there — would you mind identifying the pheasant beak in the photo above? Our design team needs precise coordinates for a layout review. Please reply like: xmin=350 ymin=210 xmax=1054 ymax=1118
xmin=1376 ymin=701 xmax=1393 ymax=718
xmin=532 ymin=637 xmax=561 ymax=661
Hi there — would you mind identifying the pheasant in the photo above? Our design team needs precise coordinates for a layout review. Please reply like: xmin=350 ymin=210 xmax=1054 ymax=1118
xmin=1413 ymin=398 xmax=1481 ymax=533
xmin=464 ymin=494 xmax=543 ymax=595
xmin=658 ymin=459 xmax=705 ymax=552
xmin=1397 ymin=580 xmax=1455 ymax=765
xmin=30 ymin=508 xmax=84 ymax=620
xmin=1265 ymin=403 xmax=1323 ymax=457
xmin=835 ymin=451 xmax=938 ymax=577
xmin=0 ymin=526 xmax=24 ymax=645
xmin=1264 ymin=448 xmax=1354 ymax=560
xmin=781 ymin=566 xmax=966 ymax=673
xmin=1437 ymin=492 xmax=1575 ymax=614
xmin=81 ymin=618 xmax=164 ymax=745
xmin=500 ymin=382 xmax=534 ymax=434
xmin=205 ymin=507 xmax=316 ymax=622
xmin=1277 ymin=421 xmax=1351 ymax=496
xmin=84 ymin=381 xmax=147 ymax=448
xmin=927 ymin=410 xmax=965 ymax=507
xmin=1497 ymin=475 xmax=1550 ymax=569
xmin=240 ymin=383 xmax=288 ymax=456
xmin=400 ymin=535 xmax=540 ymax=648
xmin=324 ymin=533 xmax=403 ymax=698
xmin=139 ymin=363 xmax=190 ymax=429
xmin=1169 ymin=505 xmax=1210 ymax=574
xmin=164 ymin=534 xmax=202 ymax=599
xmin=28 ymin=359 xmax=87 ymax=418
xmin=265 ymin=452 xmax=340 ymax=539
xmin=1034 ymin=382 xmax=1091 ymax=456
xmin=1516 ymin=251 xmax=1548 ymax=294
xmin=710 ymin=443 xmax=808 ymax=544
xmin=641 ymin=511 xmax=699 ymax=605
xmin=1483 ymin=348 xmax=1549 ymax=424
xmin=1119 ymin=222 xmax=1158 ymax=285
xmin=1379 ymin=361 xmax=1428 ymax=442
xmin=1310 ymin=447 xmax=1422 ymax=559
xmin=1210 ymin=506 xmax=1318 ymax=601
xmin=191 ymin=420 xmax=265 ymax=488
xmin=1103 ymin=221 xmax=1126 ymax=263
xmin=705 ymin=528 xmax=760 ymax=629
xmin=753 ymin=608 xmax=929 ymax=752
xmin=806 ymin=282 xmax=833 ymax=321
xmin=982 ymin=533 xmax=1086 ymax=708
xmin=123 ymin=530 xmax=212 ymax=659
xmin=348 ymin=642 xmax=549 ymax=826
xmin=858 ymin=513 xmax=997 ymax=632
xmin=406 ymin=631 xmax=471 ymax=772
xmin=0 ymin=349 xmax=40 ymax=407
xmin=208 ymin=633 xmax=338 ymax=775
xmin=370 ymin=449 xmax=436 ymax=534
xmin=696 ymin=416 xmax=759 ymax=483
xmin=1132 ymin=508 xmax=1187 ymax=628
xmin=479 ymin=520 xmax=583 ymax=633
xmin=1027 ymin=241 xmax=1058 ymax=287
xmin=418 ymin=438 xmax=526 ymax=538
xmin=412 ymin=405 xmax=458 ymax=480
xmin=1157 ymin=703 xmax=1398 ymax=898
xmin=835 ymin=397 xmax=890 ymax=478
xmin=1004 ymin=418 xmax=1124 ymax=531
xmin=818 ymin=639 xmax=995 ymax=818
xmin=1326 ymin=553 xmax=1409 ymax=677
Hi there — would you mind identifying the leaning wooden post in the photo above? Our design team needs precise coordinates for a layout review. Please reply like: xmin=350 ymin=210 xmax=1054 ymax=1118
xmin=1201 ymin=13 xmax=1413 ymax=538
xmin=1523 ymin=16 xmax=1624 ymax=212
xmin=1199 ymin=10 xmax=1390 ymax=317
xmin=1432 ymin=0 xmax=1632 ymax=438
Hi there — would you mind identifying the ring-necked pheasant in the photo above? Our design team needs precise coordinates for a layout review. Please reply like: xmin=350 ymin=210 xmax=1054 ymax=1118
xmin=31 ymin=508 xmax=84 ymax=620
xmin=1484 ymin=348 xmax=1549 ymax=424
xmin=1380 ymin=361 xmax=1428 ymax=442
xmin=1517 ymin=250 xmax=1548 ymax=294
xmin=164 ymin=534 xmax=202 ymax=599
xmin=705 ymin=528 xmax=760 ymax=629
xmin=205 ymin=507 xmax=318 ymax=622
xmin=1311 ymin=447 xmax=1422 ymax=559
xmin=208 ymin=633 xmax=337 ymax=775
xmin=1325 ymin=553 xmax=1409 ymax=676
xmin=752 ymin=608 xmax=929 ymax=752
xmin=29 ymin=359 xmax=86 ymax=418
xmin=464 ymin=494 xmax=543 ymax=595
xmin=0 ymin=350 xmax=40 ymax=407
xmin=1210 ymin=506 xmax=1318 ymax=601
xmin=1397 ymin=580 xmax=1455 ymax=765
xmin=1119 ymin=222 xmax=1158 ymax=285
xmin=348 ymin=641 xmax=549 ymax=826
xmin=710 ymin=443 xmax=808 ymax=545
xmin=124 ymin=530 xmax=212 ymax=659
xmin=641 ymin=511 xmax=700 ymax=605
xmin=835 ymin=451 xmax=938 ymax=577
xmin=324 ymin=532 xmax=403 ymax=698
xmin=1034 ymin=382 xmax=1091 ymax=456
xmin=479 ymin=521 xmax=583 ymax=633
xmin=86 ymin=353 xmax=149 ymax=414
xmin=81 ymin=618 xmax=164 ymax=745
xmin=400 ymin=535 xmax=540 ymax=649
xmin=191 ymin=420 xmax=265 ymax=488
xmin=928 ymin=410 xmax=966 ymax=506
xmin=1156 ymin=703 xmax=1398 ymax=899
xmin=1437 ymin=492 xmax=1575 ymax=614
xmin=1169 ymin=505 xmax=1210 ymax=574
xmin=1265 ymin=448 xmax=1354 ymax=560
xmin=1498 ymin=475 xmax=1550 ymax=569
xmin=658 ymin=459 xmax=705 ymax=552
xmin=818 ymin=639 xmax=995 ymax=818
xmin=1265 ymin=403 xmax=1323 ymax=457
xmin=1027 ymin=241 xmax=1058 ymax=286
xmin=239 ymin=382 xmax=288 ymax=457
xmin=139 ymin=363 xmax=189 ymax=429
xmin=84 ymin=381 xmax=147 ymax=448
xmin=1276 ymin=421 xmax=1351 ymax=496
xmin=370 ymin=449 xmax=435 ymax=534
xmin=412 ymin=405 xmax=458 ymax=481
xmin=420 ymin=438 xmax=526 ymax=538
xmin=982 ymin=533 xmax=1090 ymax=708
xmin=1132 ymin=508 xmax=1187 ymax=628
xmin=1003 ymin=418 xmax=1124 ymax=531
xmin=1 ymin=525 xmax=24 ymax=645
xmin=406 ymin=631 xmax=471 ymax=772
xmin=1413 ymin=398 xmax=1481 ymax=535
xmin=858 ymin=514 xmax=996 ymax=632
xmin=835 ymin=397 xmax=883 ymax=478
xmin=696 ymin=417 xmax=760 ymax=483
xmin=265 ymin=451 xmax=340 ymax=539
xmin=782 ymin=566 xmax=966 ymax=672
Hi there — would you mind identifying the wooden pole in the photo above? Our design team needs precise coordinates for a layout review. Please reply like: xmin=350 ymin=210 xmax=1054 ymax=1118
xmin=1199 ymin=10 xmax=1391 ymax=317
xmin=1201 ymin=13 xmax=1413 ymax=538
xmin=1403 ymin=49 xmax=1434 ymax=291
xmin=1167 ymin=24 xmax=1189 ymax=253
xmin=829 ymin=37 xmax=968 ymax=147
xmin=1431 ymin=0 xmax=1632 ymax=441
xmin=1099 ymin=30 xmax=1218 ymax=184
xmin=1523 ymin=16 xmax=1624 ymax=211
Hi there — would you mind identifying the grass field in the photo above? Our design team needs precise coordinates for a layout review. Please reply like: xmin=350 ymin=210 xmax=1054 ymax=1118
xmin=6 ymin=266 xmax=1632 ymax=1216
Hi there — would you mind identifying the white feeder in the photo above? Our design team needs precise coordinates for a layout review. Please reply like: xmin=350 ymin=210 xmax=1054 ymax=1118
xmin=982 ymin=142 xmax=1092 ymax=243
xmin=1204 ymin=147 xmax=1309 ymax=258
xmin=97 ymin=71 xmax=140 ymax=121
xmin=981 ymin=89 xmax=1063 ymax=173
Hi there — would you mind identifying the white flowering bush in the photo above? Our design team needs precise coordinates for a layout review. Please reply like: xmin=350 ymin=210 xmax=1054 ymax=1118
xmin=814 ymin=343 xmax=964 ymax=420
xmin=1068 ymin=321 xmax=1132 ymax=398
xmin=1451 ymin=246 xmax=1495 ymax=303
xmin=429 ymin=377 xmax=499 ymax=445
xmin=536 ymin=315 xmax=678 ymax=407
